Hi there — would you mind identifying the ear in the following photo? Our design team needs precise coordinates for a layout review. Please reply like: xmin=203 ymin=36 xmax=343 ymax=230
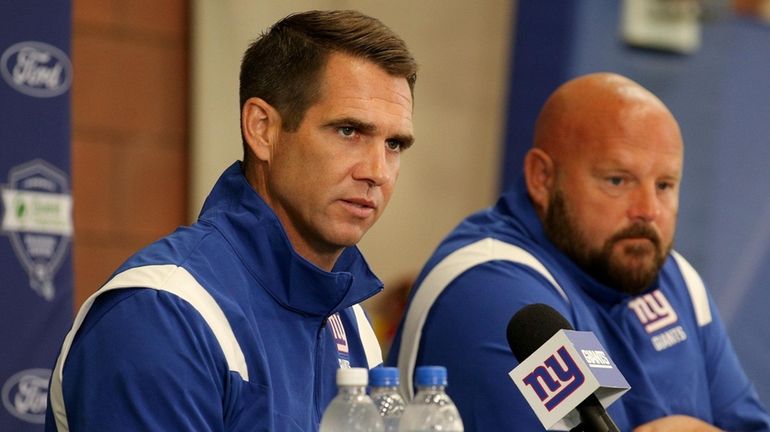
xmin=241 ymin=97 xmax=282 ymax=163
xmin=524 ymin=148 xmax=555 ymax=213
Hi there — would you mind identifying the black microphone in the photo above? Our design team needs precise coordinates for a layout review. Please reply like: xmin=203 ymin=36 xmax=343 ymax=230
xmin=506 ymin=304 xmax=620 ymax=432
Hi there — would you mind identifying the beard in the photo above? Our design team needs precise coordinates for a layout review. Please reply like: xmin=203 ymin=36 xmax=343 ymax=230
xmin=542 ymin=188 xmax=672 ymax=296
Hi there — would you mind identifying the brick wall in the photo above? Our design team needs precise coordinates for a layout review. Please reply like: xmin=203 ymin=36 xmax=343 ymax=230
xmin=71 ymin=0 xmax=188 ymax=308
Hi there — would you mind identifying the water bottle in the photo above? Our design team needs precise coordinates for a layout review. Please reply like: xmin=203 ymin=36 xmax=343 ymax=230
xmin=320 ymin=367 xmax=385 ymax=432
xmin=399 ymin=366 xmax=464 ymax=432
xmin=369 ymin=367 xmax=406 ymax=432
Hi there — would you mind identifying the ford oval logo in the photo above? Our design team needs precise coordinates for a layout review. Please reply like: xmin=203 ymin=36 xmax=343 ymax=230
xmin=1 ymin=41 xmax=72 ymax=98
xmin=1 ymin=368 xmax=50 ymax=424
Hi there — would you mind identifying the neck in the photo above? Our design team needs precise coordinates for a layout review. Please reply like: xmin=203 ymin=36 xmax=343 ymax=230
xmin=245 ymin=162 xmax=342 ymax=272
xmin=290 ymin=240 xmax=341 ymax=272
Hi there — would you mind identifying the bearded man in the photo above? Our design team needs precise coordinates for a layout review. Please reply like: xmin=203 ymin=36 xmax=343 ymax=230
xmin=388 ymin=73 xmax=770 ymax=432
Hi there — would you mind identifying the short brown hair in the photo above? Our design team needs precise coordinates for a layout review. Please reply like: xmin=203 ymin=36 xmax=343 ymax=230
xmin=239 ymin=10 xmax=417 ymax=144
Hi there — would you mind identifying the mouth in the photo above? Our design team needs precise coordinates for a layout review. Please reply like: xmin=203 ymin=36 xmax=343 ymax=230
xmin=620 ymin=236 xmax=653 ymax=243
xmin=340 ymin=198 xmax=376 ymax=218
xmin=611 ymin=224 xmax=661 ymax=249
xmin=615 ymin=237 xmax=658 ymax=258
xmin=615 ymin=237 xmax=656 ymax=248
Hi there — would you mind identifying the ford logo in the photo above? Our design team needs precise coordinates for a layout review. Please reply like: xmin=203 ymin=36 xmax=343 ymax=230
xmin=1 ymin=41 xmax=72 ymax=98
xmin=1 ymin=368 xmax=50 ymax=424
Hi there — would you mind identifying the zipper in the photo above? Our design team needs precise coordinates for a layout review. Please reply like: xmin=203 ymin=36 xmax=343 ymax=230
xmin=313 ymin=317 xmax=328 ymax=422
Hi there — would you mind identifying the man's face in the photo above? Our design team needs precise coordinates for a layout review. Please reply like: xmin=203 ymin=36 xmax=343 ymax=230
xmin=266 ymin=52 xmax=413 ymax=263
xmin=542 ymin=108 xmax=683 ymax=295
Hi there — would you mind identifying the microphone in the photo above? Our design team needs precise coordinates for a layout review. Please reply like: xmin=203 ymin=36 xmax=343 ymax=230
xmin=506 ymin=304 xmax=623 ymax=432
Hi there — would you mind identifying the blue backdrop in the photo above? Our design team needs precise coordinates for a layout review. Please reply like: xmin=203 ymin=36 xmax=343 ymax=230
xmin=504 ymin=0 xmax=770 ymax=408
xmin=0 ymin=2 xmax=73 ymax=430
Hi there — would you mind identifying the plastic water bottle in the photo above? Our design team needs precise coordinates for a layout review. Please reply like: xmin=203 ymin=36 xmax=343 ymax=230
xmin=369 ymin=367 xmax=406 ymax=432
xmin=399 ymin=366 xmax=464 ymax=432
xmin=320 ymin=367 xmax=384 ymax=432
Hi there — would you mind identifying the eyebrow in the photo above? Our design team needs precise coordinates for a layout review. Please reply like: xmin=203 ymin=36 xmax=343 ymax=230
xmin=592 ymin=165 xmax=682 ymax=181
xmin=326 ymin=117 xmax=415 ymax=148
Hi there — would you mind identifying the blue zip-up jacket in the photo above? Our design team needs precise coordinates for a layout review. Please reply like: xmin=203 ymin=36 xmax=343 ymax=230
xmin=388 ymin=177 xmax=770 ymax=431
xmin=46 ymin=162 xmax=384 ymax=431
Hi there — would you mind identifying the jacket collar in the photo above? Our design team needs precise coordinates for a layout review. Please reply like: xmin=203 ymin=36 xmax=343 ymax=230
xmin=197 ymin=162 xmax=383 ymax=317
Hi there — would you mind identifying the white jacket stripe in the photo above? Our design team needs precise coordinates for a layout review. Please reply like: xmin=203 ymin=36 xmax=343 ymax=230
xmin=396 ymin=238 xmax=567 ymax=399
xmin=352 ymin=304 xmax=383 ymax=368
xmin=671 ymin=251 xmax=712 ymax=326
xmin=49 ymin=265 xmax=248 ymax=431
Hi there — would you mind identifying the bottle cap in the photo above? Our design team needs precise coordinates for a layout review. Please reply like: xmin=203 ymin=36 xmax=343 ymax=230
xmin=370 ymin=367 xmax=399 ymax=387
xmin=414 ymin=365 xmax=448 ymax=386
xmin=336 ymin=367 xmax=368 ymax=386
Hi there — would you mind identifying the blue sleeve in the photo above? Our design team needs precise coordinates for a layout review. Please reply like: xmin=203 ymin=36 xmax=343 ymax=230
xmin=701 ymin=296 xmax=770 ymax=431
xmin=59 ymin=288 xmax=230 ymax=431
xmin=416 ymin=260 xmax=572 ymax=431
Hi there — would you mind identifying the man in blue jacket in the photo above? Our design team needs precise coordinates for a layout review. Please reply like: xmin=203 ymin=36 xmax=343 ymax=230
xmin=389 ymin=73 xmax=770 ymax=431
xmin=46 ymin=10 xmax=417 ymax=431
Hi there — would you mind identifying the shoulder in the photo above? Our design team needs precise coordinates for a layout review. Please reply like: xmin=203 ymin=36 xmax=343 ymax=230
xmin=56 ymin=287 xmax=238 ymax=431
xmin=406 ymin=237 xmax=570 ymax=346
xmin=115 ymin=222 xmax=223 ymax=272
xmin=71 ymin=287 xmax=228 ymax=367
xmin=418 ymin=237 xmax=569 ymax=306
xmin=90 ymin=264 xmax=248 ymax=373
xmin=664 ymin=251 xmax=713 ymax=327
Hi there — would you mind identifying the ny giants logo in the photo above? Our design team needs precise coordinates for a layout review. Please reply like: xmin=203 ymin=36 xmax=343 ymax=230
xmin=522 ymin=346 xmax=585 ymax=411
xmin=328 ymin=313 xmax=351 ymax=368
xmin=628 ymin=289 xmax=678 ymax=333
xmin=328 ymin=313 xmax=349 ymax=354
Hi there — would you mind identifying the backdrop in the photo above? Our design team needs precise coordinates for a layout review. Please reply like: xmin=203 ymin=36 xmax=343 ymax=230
xmin=0 ymin=2 xmax=73 ymax=430
xmin=503 ymin=0 xmax=770 ymax=407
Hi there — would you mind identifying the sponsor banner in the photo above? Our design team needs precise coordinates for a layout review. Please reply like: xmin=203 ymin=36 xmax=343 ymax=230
xmin=1 ymin=160 xmax=73 ymax=301
xmin=0 ymin=2 xmax=72 ymax=430
xmin=1 ymin=41 xmax=73 ymax=98
xmin=1 ymin=369 xmax=50 ymax=424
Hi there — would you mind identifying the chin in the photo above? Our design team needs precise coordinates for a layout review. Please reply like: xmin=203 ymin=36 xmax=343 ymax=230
xmin=616 ymin=256 xmax=655 ymax=274
xmin=326 ymin=229 xmax=367 ymax=248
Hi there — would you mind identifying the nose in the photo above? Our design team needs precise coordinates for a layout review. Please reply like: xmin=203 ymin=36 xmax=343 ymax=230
xmin=352 ymin=142 xmax=394 ymax=187
xmin=627 ymin=183 xmax=661 ymax=222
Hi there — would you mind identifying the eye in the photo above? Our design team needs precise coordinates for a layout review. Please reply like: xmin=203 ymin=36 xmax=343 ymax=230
xmin=607 ymin=176 xmax=624 ymax=186
xmin=657 ymin=181 xmax=674 ymax=191
xmin=386 ymin=139 xmax=403 ymax=152
xmin=338 ymin=126 xmax=356 ymax=137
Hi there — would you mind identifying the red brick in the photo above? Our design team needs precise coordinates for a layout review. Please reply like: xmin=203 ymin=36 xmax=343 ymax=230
xmin=72 ymin=33 xmax=187 ymax=136
xmin=71 ymin=133 xmax=116 ymax=237
xmin=114 ymin=140 xmax=187 ymax=240
xmin=71 ymin=0 xmax=189 ymax=313
xmin=73 ymin=0 xmax=120 ymax=28
xmin=121 ymin=0 xmax=187 ymax=40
